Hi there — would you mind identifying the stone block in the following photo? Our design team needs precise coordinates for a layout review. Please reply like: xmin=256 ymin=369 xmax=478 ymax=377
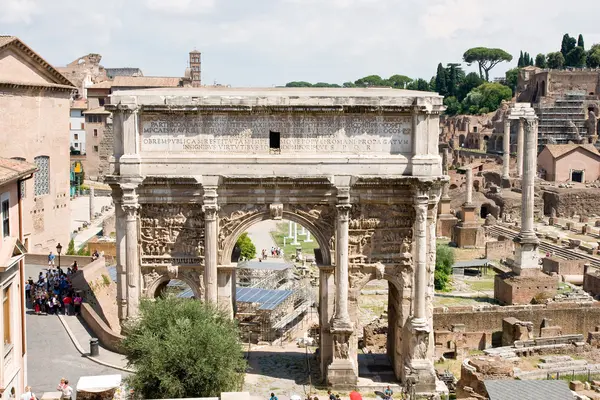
xmin=581 ymin=216 xmax=590 ymax=223
xmin=453 ymin=224 xmax=485 ymax=249
xmin=437 ymin=215 xmax=459 ymax=238
xmin=327 ymin=359 xmax=358 ymax=389
xmin=494 ymin=272 xmax=558 ymax=305
xmin=540 ymin=326 xmax=563 ymax=338
xmin=570 ymin=381 xmax=585 ymax=391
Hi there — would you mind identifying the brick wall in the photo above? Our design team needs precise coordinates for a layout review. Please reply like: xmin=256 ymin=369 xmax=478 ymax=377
xmin=542 ymin=258 xmax=586 ymax=275
xmin=433 ymin=302 xmax=600 ymax=341
xmin=485 ymin=240 xmax=514 ymax=260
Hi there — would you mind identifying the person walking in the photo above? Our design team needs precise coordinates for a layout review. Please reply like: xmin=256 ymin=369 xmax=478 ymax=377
xmin=73 ymin=293 xmax=82 ymax=315
xmin=62 ymin=294 xmax=72 ymax=316
xmin=48 ymin=252 xmax=56 ymax=267
xmin=61 ymin=380 xmax=73 ymax=400
xmin=21 ymin=386 xmax=36 ymax=400
xmin=269 ymin=393 xmax=278 ymax=400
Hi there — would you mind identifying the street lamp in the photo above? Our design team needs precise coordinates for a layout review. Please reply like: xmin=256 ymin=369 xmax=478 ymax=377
xmin=56 ymin=243 xmax=62 ymax=269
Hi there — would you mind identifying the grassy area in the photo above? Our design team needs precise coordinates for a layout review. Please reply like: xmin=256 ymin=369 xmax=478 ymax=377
xmin=270 ymin=222 xmax=320 ymax=261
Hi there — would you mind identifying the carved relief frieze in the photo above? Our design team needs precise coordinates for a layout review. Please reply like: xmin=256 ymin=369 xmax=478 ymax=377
xmin=348 ymin=204 xmax=414 ymax=263
xmin=333 ymin=334 xmax=350 ymax=360
xmin=291 ymin=204 xmax=336 ymax=235
xmin=140 ymin=204 xmax=205 ymax=266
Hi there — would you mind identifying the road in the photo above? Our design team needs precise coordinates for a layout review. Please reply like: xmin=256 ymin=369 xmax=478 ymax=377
xmin=25 ymin=264 xmax=125 ymax=395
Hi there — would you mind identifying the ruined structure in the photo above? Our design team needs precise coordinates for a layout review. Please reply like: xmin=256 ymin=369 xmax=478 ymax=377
xmin=106 ymin=88 xmax=445 ymax=393
xmin=495 ymin=105 xmax=558 ymax=304
xmin=437 ymin=144 xmax=458 ymax=237
xmin=452 ymin=167 xmax=485 ymax=248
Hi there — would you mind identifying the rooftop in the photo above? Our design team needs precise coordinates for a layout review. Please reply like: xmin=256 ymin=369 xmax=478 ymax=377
xmin=111 ymin=87 xmax=444 ymax=109
xmin=544 ymin=143 xmax=600 ymax=159
xmin=236 ymin=287 xmax=293 ymax=310
xmin=237 ymin=260 xmax=294 ymax=271
xmin=0 ymin=157 xmax=37 ymax=185
xmin=483 ymin=380 xmax=572 ymax=400
xmin=112 ymin=76 xmax=182 ymax=88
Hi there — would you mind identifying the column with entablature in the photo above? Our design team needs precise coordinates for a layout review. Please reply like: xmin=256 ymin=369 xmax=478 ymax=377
xmin=502 ymin=118 xmax=511 ymax=180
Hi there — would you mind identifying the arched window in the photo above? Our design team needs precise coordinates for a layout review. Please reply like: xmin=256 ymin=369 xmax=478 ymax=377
xmin=11 ymin=157 xmax=27 ymax=198
xmin=33 ymin=156 xmax=50 ymax=196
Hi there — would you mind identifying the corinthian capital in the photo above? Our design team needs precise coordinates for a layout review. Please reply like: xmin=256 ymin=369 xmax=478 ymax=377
xmin=122 ymin=203 xmax=139 ymax=219
xmin=203 ymin=204 xmax=219 ymax=221
xmin=336 ymin=204 xmax=352 ymax=222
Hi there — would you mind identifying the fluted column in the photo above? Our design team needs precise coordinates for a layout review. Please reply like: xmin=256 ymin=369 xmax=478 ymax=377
xmin=203 ymin=187 xmax=219 ymax=304
xmin=520 ymin=118 xmax=537 ymax=237
xmin=441 ymin=148 xmax=450 ymax=200
xmin=516 ymin=119 xmax=525 ymax=178
xmin=514 ymin=117 xmax=540 ymax=274
xmin=122 ymin=191 xmax=140 ymax=318
xmin=112 ymin=190 xmax=127 ymax=322
xmin=412 ymin=193 xmax=429 ymax=330
xmin=502 ymin=118 xmax=511 ymax=180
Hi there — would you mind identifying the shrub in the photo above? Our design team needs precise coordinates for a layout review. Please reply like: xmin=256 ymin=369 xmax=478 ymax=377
xmin=122 ymin=297 xmax=246 ymax=398
xmin=435 ymin=244 xmax=455 ymax=291
xmin=235 ymin=232 xmax=256 ymax=260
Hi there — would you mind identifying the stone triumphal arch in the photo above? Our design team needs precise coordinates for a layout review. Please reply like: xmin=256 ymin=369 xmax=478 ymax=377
xmin=106 ymin=88 xmax=445 ymax=393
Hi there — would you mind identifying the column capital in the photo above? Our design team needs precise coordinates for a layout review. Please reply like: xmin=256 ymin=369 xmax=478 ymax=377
xmin=203 ymin=204 xmax=219 ymax=221
xmin=122 ymin=203 xmax=139 ymax=219
xmin=336 ymin=204 xmax=352 ymax=221
xmin=336 ymin=186 xmax=351 ymax=202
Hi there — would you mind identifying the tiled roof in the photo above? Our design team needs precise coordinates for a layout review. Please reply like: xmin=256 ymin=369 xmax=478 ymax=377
xmin=0 ymin=158 xmax=37 ymax=185
xmin=544 ymin=144 xmax=600 ymax=159
xmin=88 ymin=81 xmax=114 ymax=89
xmin=0 ymin=35 xmax=75 ymax=88
xmin=71 ymin=99 xmax=88 ymax=109
xmin=112 ymin=76 xmax=181 ymax=88
xmin=484 ymin=380 xmax=573 ymax=400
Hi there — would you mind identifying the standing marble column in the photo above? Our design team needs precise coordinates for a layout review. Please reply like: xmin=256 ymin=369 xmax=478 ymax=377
xmin=113 ymin=191 xmax=127 ymax=322
xmin=291 ymin=222 xmax=299 ymax=245
xmin=516 ymin=119 xmax=525 ymax=178
xmin=122 ymin=193 xmax=140 ymax=318
xmin=288 ymin=220 xmax=293 ymax=238
xmin=465 ymin=168 xmax=473 ymax=205
xmin=305 ymin=230 xmax=313 ymax=243
xmin=514 ymin=117 xmax=540 ymax=274
xmin=412 ymin=194 xmax=429 ymax=329
xmin=331 ymin=203 xmax=352 ymax=329
xmin=203 ymin=187 xmax=219 ymax=304
xmin=89 ymin=186 xmax=95 ymax=222
xmin=502 ymin=118 xmax=511 ymax=180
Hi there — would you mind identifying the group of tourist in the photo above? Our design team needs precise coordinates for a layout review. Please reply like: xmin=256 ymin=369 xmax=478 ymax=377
xmin=21 ymin=378 xmax=73 ymax=400
xmin=261 ymin=247 xmax=283 ymax=260
xmin=26 ymin=257 xmax=82 ymax=316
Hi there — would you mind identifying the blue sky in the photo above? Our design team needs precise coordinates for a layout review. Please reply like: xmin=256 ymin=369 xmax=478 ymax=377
xmin=2 ymin=0 xmax=599 ymax=87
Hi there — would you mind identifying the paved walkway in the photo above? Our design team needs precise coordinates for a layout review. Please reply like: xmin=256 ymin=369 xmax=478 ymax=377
xmin=25 ymin=264 xmax=127 ymax=394
xmin=246 ymin=220 xmax=284 ymax=262
xmin=70 ymin=195 xmax=114 ymax=250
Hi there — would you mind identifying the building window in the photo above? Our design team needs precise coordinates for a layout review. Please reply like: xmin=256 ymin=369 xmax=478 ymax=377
xmin=94 ymin=129 xmax=98 ymax=137
xmin=93 ymin=146 xmax=99 ymax=152
xmin=33 ymin=156 xmax=50 ymax=196
xmin=87 ymin=115 xmax=102 ymax=123
xmin=99 ymin=98 xmax=105 ymax=106
xmin=269 ymin=131 xmax=281 ymax=154
xmin=80 ymin=122 xmax=85 ymax=129
xmin=4 ymin=285 xmax=11 ymax=345
xmin=2 ymin=198 xmax=9 ymax=238
xmin=74 ymin=133 xmax=79 ymax=140
xmin=74 ymin=143 xmax=79 ymax=148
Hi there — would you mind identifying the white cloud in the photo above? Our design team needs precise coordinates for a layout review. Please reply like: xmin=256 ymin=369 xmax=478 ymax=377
xmin=145 ymin=0 xmax=215 ymax=15
xmin=0 ymin=0 xmax=41 ymax=24
xmin=419 ymin=0 xmax=485 ymax=39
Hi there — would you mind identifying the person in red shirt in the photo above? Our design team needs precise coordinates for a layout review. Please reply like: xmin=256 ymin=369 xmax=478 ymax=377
xmin=349 ymin=390 xmax=362 ymax=400
xmin=62 ymin=295 xmax=72 ymax=316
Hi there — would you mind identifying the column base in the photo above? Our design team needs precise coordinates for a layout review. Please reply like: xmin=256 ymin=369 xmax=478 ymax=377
xmin=327 ymin=359 xmax=357 ymax=389
xmin=407 ymin=359 xmax=438 ymax=396
xmin=513 ymin=234 xmax=540 ymax=274
xmin=330 ymin=318 xmax=354 ymax=333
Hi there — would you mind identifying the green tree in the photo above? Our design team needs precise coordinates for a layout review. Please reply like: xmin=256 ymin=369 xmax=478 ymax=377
xmin=434 ymin=63 xmax=448 ymax=95
xmin=387 ymin=74 xmax=412 ymax=89
xmin=443 ymin=96 xmax=461 ymax=116
xmin=578 ymin=34 xmax=585 ymax=50
xmin=547 ymin=52 xmax=565 ymax=69
xmin=77 ymin=246 xmax=90 ymax=256
xmin=462 ymin=82 xmax=512 ymax=115
xmin=342 ymin=81 xmax=356 ymax=88
xmin=235 ymin=232 xmax=256 ymax=260
xmin=505 ymin=68 xmax=520 ymax=96
xmin=566 ymin=46 xmax=586 ymax=67
xmin=313 ymin=82 xmax=341 ymax=88
xmin=463 ymin=47 xmax=513 ymax=81
xmin=435 ymin=244 xmax=454 ymax=291
xmin=588 ymin=44 xmax=600 ymax=68
xmin=285 ymin=81 xmax=312 ymax=87
xmin=354 ymin=75 xmax=386 ymax=87
xmin=456 ymin=72 xmax=484 ymax=102
xmin=561 ymin=34 xmax=577 ymax=58
xmin=406 ymin=78 xmax=431 ymax=92
xmin=535 ymin=53 xmax=547 ymax=68
xmin=66 ymin=239 xmax=76 ymax=255
xmin=518 ymin=51 xmax=524 ymax=67
xmin=445 ymin=63 xmax=464 ymax=97
xmin=122 ymin=297 xmax=246 ymax=399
